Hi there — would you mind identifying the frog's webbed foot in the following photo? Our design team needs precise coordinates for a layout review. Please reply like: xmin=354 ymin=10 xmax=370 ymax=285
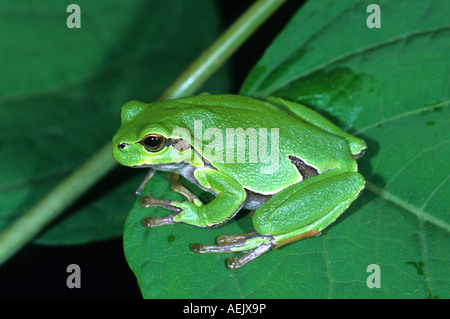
xmin=226 ymin=243 xmax=273 ymax=269
xmin=171 ymin=181 xmax=201 ymax=204
xmin=140 ymin=174 xmax=203 ymax=228
xmin=140 ymin=194 xmax=182 ymax=227
xmin=191 ymin=232 xmax=276 ymax=269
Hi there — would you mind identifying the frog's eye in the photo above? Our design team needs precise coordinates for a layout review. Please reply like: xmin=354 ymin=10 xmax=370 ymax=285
xmin=140 ymin=133 xmax=166 ymax=152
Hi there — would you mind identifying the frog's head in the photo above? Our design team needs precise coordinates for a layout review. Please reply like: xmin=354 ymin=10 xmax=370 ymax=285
xmin=112 ymin=100 xmax=193 ymax=168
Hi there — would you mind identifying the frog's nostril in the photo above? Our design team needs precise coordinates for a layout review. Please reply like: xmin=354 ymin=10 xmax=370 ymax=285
xmin=118 ymin=142 xmax=128 ymax=150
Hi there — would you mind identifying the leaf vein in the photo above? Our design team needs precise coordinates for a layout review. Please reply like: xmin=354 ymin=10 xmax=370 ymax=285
xmin=366 ymin=182 xmax=450 ymax=232
xmin=355 ymin=100 xmax=450 ymax=134
xmin=268 ymin=25 xmax=450 ymax=95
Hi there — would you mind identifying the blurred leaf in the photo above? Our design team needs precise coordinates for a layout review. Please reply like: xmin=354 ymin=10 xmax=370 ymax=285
xmin=124 ymin=0 xmax=449 ymax=298
xmin=0 ymin=0 xmax=230 ymax=244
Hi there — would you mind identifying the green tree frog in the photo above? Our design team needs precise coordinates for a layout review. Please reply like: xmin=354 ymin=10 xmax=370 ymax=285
xmin=112 ymin=94 xmax=366 ymax=269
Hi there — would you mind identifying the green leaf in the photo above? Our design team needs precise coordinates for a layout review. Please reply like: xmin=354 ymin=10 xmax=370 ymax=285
xmin=124 ymin=0 xmax=449 ymax=298
xmin=0 ymin=0 xmax=230 ymax=245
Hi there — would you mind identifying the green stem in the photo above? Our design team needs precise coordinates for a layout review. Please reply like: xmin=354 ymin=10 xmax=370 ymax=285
xmin=0 ymin=143 xmax=116 ymax=264
xmin=160 ymin=0 xmax=286 ymax=100
xmin=0 ymin=0 xmax=286 ymax=266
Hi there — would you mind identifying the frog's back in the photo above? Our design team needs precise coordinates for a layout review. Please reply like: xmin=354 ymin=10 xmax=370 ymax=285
xmin=173 ymin=95 xmax=355 ymax=170
xmin=146 ymin=95 xmax=356 ymax=193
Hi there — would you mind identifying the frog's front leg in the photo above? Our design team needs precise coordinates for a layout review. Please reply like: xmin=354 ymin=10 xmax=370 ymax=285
xmin=142 ymin=168 xmax=246 ymax=228
xmin=192 ymin=170 xmax=365 ymax=269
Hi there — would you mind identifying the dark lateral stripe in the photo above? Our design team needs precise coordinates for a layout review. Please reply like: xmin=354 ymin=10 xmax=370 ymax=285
xmin=288 ymin=155 xmax=319 ymax=179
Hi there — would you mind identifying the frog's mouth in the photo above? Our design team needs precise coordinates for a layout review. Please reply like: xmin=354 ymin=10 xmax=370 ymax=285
xmin=131 ymin=163 xmax=153 ymax=168
xmin=132 ymin=162 xmax=185 ymax=170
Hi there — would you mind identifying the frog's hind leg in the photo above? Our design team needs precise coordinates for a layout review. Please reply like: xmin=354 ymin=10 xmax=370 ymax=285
xmin=191 ymin=241 xmax=273 ymax=269
xmin=191 ymin=171 xmax=365 ymax=268
xmin=191 ymin=232 xmax=276 ymax=269
xmin=191 ymin=231 xmax=261 ymax=252
xmin=226 ymin=242 xmax=273 ymax=269
xmin=191 ymin=230 xmax=321 ymax=269
xmin=225 ymin=228 xmax=320 ymax=270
